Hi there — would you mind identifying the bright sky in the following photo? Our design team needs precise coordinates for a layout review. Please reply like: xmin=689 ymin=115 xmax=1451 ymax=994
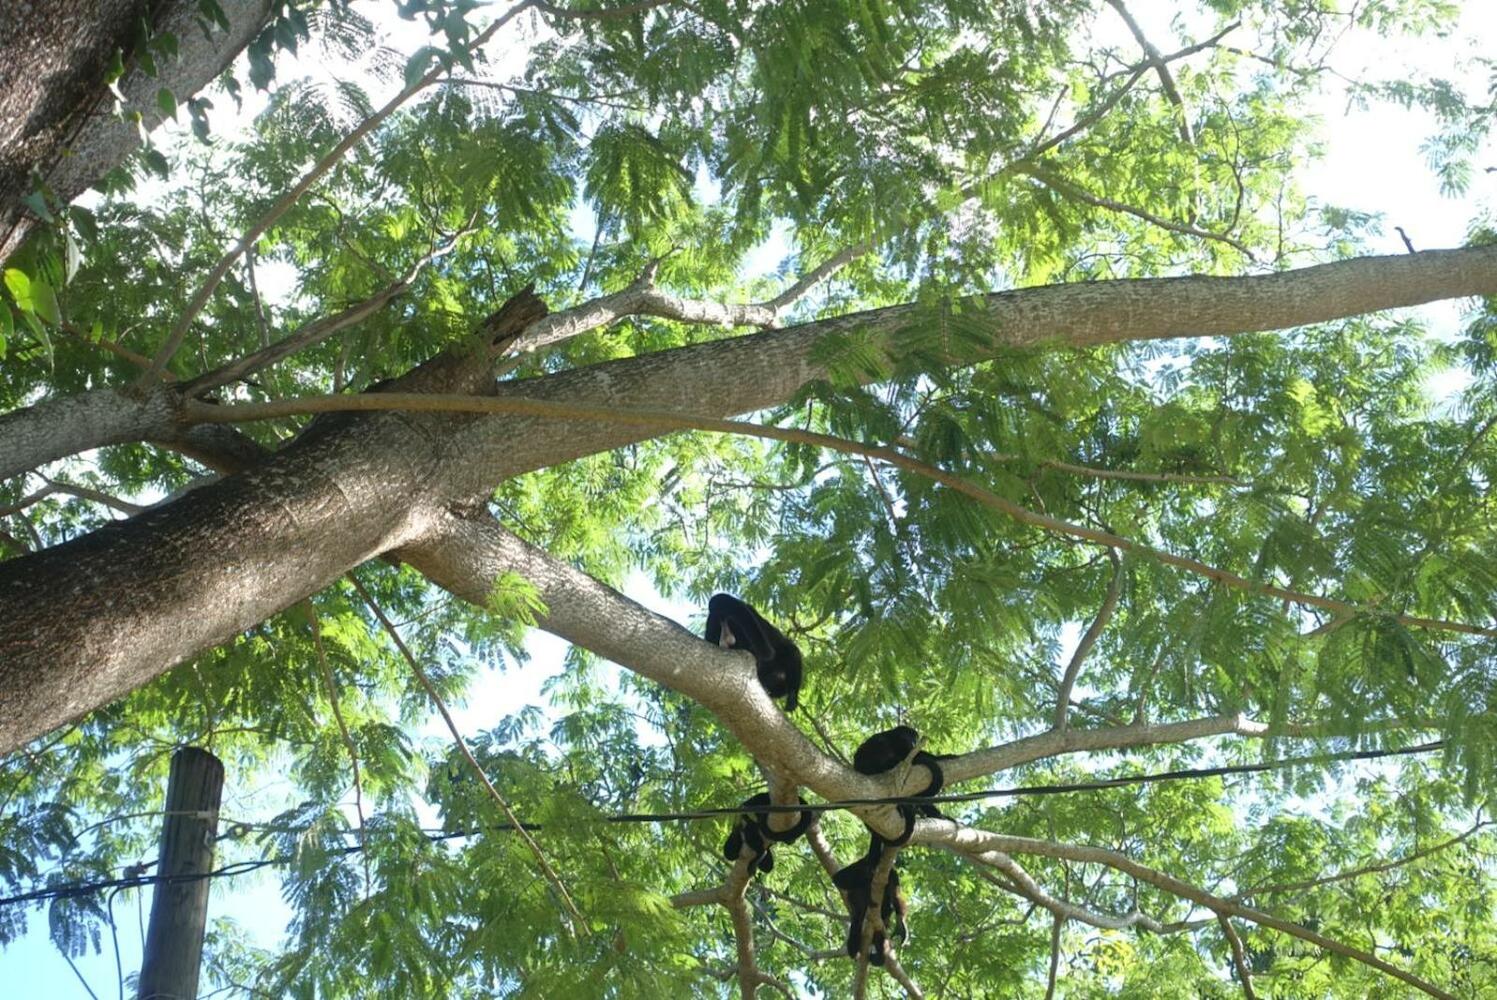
xmin=6 ymin=2 xmax=1497 ymax=995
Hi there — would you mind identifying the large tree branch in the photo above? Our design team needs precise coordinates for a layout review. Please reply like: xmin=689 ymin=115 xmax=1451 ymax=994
xmin=3 ymin=248 xmax=1496 ymax=749
xmin=452 ymin=244 xmax=1497 ymax=496
xmin=0 ymin=386 xmax=180 ymax=482
xmin=5 ymin=244 xmax=1494 ymax=485
xmin=397 ymin=511 xmax=930 ymax=843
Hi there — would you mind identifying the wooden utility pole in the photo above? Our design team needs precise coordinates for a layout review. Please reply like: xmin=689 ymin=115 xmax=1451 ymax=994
xmin=137 ymin=747 xmax=225 ymax=1000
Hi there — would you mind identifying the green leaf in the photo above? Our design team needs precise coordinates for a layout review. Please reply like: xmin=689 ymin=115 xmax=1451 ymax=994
xmin=248 ymin=38 xmax=275 ymax=91
xmin=3 ymin=268 xmax=30 ymax=305
xmin=0 ymin=300 xmax=11 ymax=359
xmin=403 ymin=46 xmax=444 ymax=88
xmin=141 ymin=147 xmax=170 ymax=178
xmin=157 ymin=87 xmax=178 ymax=120
xmin=151 ymin=29 xmax=179 ymax=60
xmin=69 ymin=206 xmax=99 ymax=244
xmin=20 ymin=190 xmax=53 ymax=224
xmin=5 ymin=268 xmax=60 ymax=325
xmin=187 ymin=97 xmax=213 ymax=143
xmin=104 ymin=48 xmax=126 ymax=84
xmin=198 ymin=0 xmax=230 ymax=31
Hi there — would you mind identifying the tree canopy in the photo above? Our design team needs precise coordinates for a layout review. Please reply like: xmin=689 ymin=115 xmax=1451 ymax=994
xmin=2 ymin=0 xmax=1497 ymax=997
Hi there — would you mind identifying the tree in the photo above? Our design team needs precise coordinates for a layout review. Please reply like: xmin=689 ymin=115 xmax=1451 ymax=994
xmin=2 ymin=1 xmax=1496 ymax=996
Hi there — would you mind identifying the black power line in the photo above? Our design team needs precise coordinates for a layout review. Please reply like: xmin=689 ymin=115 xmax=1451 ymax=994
xmin=0 ymin=738 xmax=1446 ymax=909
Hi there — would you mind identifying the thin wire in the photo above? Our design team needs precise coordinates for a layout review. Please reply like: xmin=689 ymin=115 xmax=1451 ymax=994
xmin=0 ymin=739 xmax=1445 ymax=909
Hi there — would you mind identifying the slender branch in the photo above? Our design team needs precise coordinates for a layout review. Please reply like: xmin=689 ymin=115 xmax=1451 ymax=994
xmin=882 ymin=953 xmax=924 ymax=999
xmin=1031 ymin=457 xmax=1246 ymax=486
xmin=245 ymin=247 xmax=270 ymax=350
xmin=1103 ymin=0 xmax=1198 ymax=144
xmin=450 ymin=78 xmax=649 ymax=113
xmin=347 ymin=573 xmax=586 ymax=932
xmin=1022 ymin=164 xmax=1256 ymax=258
xmin=949 ymin=712 xmax=1418 ymax=786
xmin=511 ymin=240 xmax=872 ymax=355
xmin=977 ymin=853 xmax=1166 ymax=931
xmin=1218 ymin=915 xmax=1259 ymax=1000
xmin=141 ymin=1 xmax=537 ymax=382
xmin=728 ymin=889 xmax=759 ymax=1000
xmin=956 ymin=830 xmax=1455 ymax=999
xmin=308 ymin=604 xmax=368 ymax=889
xmin=1043 ymin=912 xmax=1062 ymax=1000
xmin=184 ymin=392 xmax=1497 ymax=642
xmin=184 ymin=230 xmax=470 ymax=395
xmin=0 ymin=478 xmax=144 ymax=518
xmin=59 ymin=321 xmax=160 ymax=374
xmin=1026 ymin=21 xmax=1237 ymax=160
xmin=1236 ymin=818 xmax=1493 ymax=900
xmin=1053 ymin=550 xmax=1122 ymax=729
xmin=535 ymin=0 xmax=673 ymax=19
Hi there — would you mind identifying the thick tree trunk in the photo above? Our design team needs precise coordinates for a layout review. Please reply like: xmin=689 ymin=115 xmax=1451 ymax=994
xmin=0 ymin=0 xmax=272 ymax=262
xmin=2 ymin=247 xmax=1496 ymax=752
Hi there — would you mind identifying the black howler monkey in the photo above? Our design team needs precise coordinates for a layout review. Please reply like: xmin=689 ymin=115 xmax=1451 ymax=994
xmin=722 ymin=792 xmax=814 ymax=875
xmin=704 ymin=593 xmax=803 ymax=712
xmin=852 ymin=725 xmax=948 ymax=846
xmin=833 ymin=835 xmax=909 ymax=965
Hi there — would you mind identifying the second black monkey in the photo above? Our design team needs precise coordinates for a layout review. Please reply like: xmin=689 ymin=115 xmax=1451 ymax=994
xmin=852 ymin=725 xmax=948 ymax=846
xmin=722 ymin=792 xmax=814 ymax=874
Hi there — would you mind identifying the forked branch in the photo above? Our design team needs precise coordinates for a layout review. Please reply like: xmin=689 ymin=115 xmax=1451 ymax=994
xmin=951 ymin=829 xmax=1454 ymax=999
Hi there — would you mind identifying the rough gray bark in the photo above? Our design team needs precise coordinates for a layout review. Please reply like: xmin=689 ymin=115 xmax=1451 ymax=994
xmin=2 ymin=246 xmax=1496 ymax=752
xmin=5 ymin=244 xmax=1496 ymax=486
xmin=0 ymin=386 xmax=179 ymax=482
xmin=0 ymin=0 xmax=272 ymax=263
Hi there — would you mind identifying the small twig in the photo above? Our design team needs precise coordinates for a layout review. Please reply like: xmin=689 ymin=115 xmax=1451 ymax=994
xmin=245 ymin=246 xmax=271 ymax=349
xmin=1236 ymin=817 xmax=1492 ymax=899
xmin=347 ymin=573 xmax=586 ymax=933
xmin=0 ymin=478 xmax=144 ymax=518
xmin=58 ymin=321 xmax=161 ymax=374
xmin=534 ymin=0 xmax=673 ymax=19
xmin=1022 ymin=164 xmax=1256 ymax=259
xmin=1026 ymin=22 xmax=1237 ymax=159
